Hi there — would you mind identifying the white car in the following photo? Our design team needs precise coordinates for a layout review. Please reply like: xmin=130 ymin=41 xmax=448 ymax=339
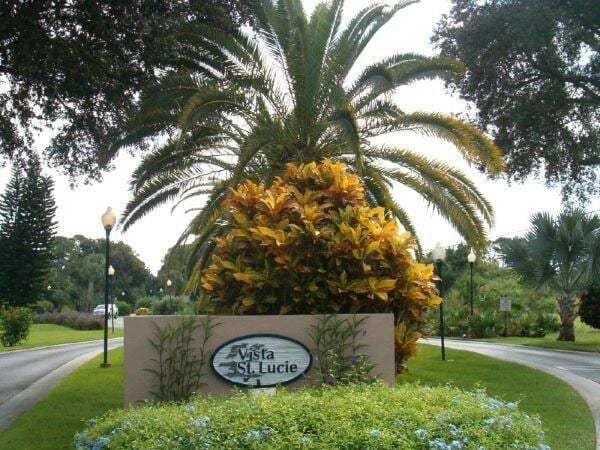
xmin=93 ymin=304 xmax=118 ymax=319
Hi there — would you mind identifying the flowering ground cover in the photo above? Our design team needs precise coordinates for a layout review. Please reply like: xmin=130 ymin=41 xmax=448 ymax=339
xmin=77 ymin=383 xmax=547 ymax=449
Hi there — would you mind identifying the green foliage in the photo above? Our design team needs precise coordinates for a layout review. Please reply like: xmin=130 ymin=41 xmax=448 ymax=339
xmin=580 ymin=282 xmax=600 ymax=329
xmin=115 ymin=0 xmax=504 ymax=263
xmin=33 ymin=312 xmax=103 ymax=330
xmin=0 ymin=1 xmax=255 ymax=178
xmin=145 ymin=316 xmax=218 ymax=402
xmin=1 ymin=306 xmax=32 ymax=347
xmin=499 ymin=208 xmax=600 ymax=341
xmin=433 ymin=0 xmax=599 ymax=200
xmin=200 ymin=161 xmax=441 ymax=366
xmin=115 ymin=301 xmax=131 ymax=317
xmin=135 ymin=296 xmax=154 ymax=310
xmin=0 ymin=156 xmax=57 ymax=307
xmin=77 ymin=383 xmax=547 ymax=449
xmin=424 ymin=243 xmax=470 ymax=293
xmin=32 ymin=300 xmax=54 ymax=313
xmin=308 ymin=315 xmax=374 ymax=385
xmin=151 ymin=297 xmax=186 ymax=315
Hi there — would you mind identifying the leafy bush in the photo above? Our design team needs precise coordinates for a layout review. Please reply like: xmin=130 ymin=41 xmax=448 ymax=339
xmin=32 ymin=300 xmax=54 ymax=313
xmin=199 ymin=161 xmax=440 ymax=367
xmin=426 ymin=308 xmax=560 ymax=338
xmin=580 ymin=282 xmax=600 ymax=329
xmin=1 ymin=307 xmax=32 ymax=347
xmin=135 ymin=296 xmax=154 ymax=309
xmin=135 ymin=307 xmax=150 ymax=315
xmin=151 ymin=297 xmax=186 ymax=315
xmin=115 ymin=301 xmax=131 ymax=316
xmin=76 ymin=383 xmax=548 ymax=449
xmin=33 ymin=311 xmax=103 ymax=330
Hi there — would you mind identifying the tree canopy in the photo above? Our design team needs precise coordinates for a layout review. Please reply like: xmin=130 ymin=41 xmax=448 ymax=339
xmin=0 ymin=0 xmax=254 ymax=179
xmin=433 ymin=0 xmax=599 ymax=199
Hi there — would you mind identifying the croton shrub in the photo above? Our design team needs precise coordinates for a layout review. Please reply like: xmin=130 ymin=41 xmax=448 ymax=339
xmin=579 ymin=281 xmax=600 ymax=329
xmin=200 ymin=160 xmax=440 ymax=368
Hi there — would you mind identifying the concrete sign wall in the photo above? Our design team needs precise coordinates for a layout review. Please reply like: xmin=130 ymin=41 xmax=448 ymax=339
xmin=124 ymin=314 xmax=394 ymax=406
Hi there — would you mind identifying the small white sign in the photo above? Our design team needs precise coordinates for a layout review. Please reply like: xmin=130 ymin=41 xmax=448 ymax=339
xmin=211 ymin=334 xmax=312 ymax=388
xmin=499 ymin=297 xmax=512 ymax=311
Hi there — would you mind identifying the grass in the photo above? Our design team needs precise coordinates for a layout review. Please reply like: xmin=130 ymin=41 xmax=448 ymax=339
xmin=478 ymin=320 xmax=600 ymax=352
xmin=1 ymin=344 xmax=594 ymax=450
xmin=0 ymin=324 xmax=123 ymax=352
xmin=399 ymin=344 xmax=596 ymax=450
xmin=0 ymin=348 xmax=124 ymax=450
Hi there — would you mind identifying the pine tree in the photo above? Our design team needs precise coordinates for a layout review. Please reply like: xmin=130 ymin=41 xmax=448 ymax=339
xmin=0 ymin=156 xmax=57 ymax=306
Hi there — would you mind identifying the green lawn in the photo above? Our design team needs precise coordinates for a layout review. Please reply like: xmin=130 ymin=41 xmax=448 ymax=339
xmin=0 ymin=324 xmax=123 ymax=352
xmin=478 ymin=321 xmax=600 ymax=352
xmin=0 ymin=348 xmax=124 ymax=450
xmin=1 ymin=344 xmax=594 ymax=450
xmin=399 ymin=344 xmax=596 ymax=450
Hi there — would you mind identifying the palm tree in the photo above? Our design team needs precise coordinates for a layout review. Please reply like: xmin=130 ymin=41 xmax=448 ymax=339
xmin=500 ymin=209 xmax=600 ymax=341
xmin=109 ymin=0 xmax=504 ymax=286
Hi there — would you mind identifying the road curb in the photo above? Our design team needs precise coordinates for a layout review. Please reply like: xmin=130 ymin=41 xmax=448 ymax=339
xmin=0 ymin=337 xmax=123 ymax=356
xmin=0 ymin=342 xmax=123 ymax=433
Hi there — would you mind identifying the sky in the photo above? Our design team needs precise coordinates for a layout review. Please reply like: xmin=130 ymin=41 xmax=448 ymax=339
xmin=1 ymin=0 xmax=598 ymax=274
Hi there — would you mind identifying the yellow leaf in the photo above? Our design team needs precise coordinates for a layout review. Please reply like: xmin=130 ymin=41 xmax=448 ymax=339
xmin=233 ymin=272 xmax=252 ymax=284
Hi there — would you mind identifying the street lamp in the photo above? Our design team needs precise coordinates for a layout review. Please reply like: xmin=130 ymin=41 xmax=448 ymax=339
xmin=167 ymin=279 xmax=173 ymax=314
xmin=100 ymin=207 xmax=116 ymax=368
xmin=432 ymin=242 xmax=447 ymax=361
xmin=467 ymin=250 xmax=476 ymax=316
xmin=108 ymin=265 xmax=115 ymax=333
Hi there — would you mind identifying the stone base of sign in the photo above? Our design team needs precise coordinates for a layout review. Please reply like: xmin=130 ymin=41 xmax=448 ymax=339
xmin=124 ymin=314 xmax=394 ymax=407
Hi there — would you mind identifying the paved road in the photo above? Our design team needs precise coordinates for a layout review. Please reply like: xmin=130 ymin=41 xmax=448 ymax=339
xmin=425 ymin=339 xmax=600 ymax=449
xmin=0 ymin=338 xmax=123 ymax=431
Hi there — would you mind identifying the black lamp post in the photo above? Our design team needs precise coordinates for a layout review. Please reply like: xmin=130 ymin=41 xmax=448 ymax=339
xmin=167 ymin=279 xmax=173 ymax=314
xmin=108 ymin=265 xmax=115 ymax=333
xmin=100 ymin=207 xmax=116 ymax=368
xmin=467 ymin=250 xmax=476 ymax=316
xmin=432 ymin=242 xmax=447 ymax=361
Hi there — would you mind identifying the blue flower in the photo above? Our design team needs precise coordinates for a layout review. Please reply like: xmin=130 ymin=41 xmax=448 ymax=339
xmin=452 ymin=396 xmax=461 ymax=404
xmin=428 ymin=438 xmax=448 ymax=449
xmin=537 ymin=445 xmax=551 ymax=450
xmin=449 ymin=440 xmax=462 ymax=449
xmin=483 ymin=418 xmax=496 ymax=426
xmin=369 ymin=429 xmax=381 ymax=437
xmin=326 ymin=377 xmax=335 ymax=386
xmin=415 ymin=429 xmax=429 ymax=439
xmin=506 ymin=402 xmax=517 ymax=409
xmin=449 ymin=424 xmax=459 ymax=436
xmin=299 ymin=435 xmax=311 ymax=443
xmin=86 ymin=418 xmax=97 ymax=426
xmin=246 ymin=430 xmax=262 ymax=440
xmin=192 ymin=416 xmax=210 ymax=429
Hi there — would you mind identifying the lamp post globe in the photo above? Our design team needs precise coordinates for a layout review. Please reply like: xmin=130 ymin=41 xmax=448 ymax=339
xmin=100 ymin=207 xmax=117 ymax=368
xmin=432 ymin=242 xmax=446 ymax=361
xmin=467 ymin=250 xmax=476 ymax=316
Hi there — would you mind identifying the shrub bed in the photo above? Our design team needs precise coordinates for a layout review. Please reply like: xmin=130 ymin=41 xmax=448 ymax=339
xmin=34 ymin=311 xmax=103 ymax=330
xmin=76 ymin=384 xmax=548 ymax=449
xmin=1 ymin=307 xmax=32 ymax=346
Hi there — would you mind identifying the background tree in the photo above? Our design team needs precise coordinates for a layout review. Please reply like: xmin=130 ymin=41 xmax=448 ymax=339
xmin=499 ymin=209 xmax=600 ymax=341
xmin=113 ymin=0 xmax=504 ymax=275
xmin=157 ymin=245 xmax=190 ymax=297
xmin=47 ymin=235 xmax=155 ymax=311
xmin=0 ymin=156 xmax=57 ymax=306
xmin=433 ymin=0 xmax=599 ymax=199
xmin=0 ymin=0 xmax=255 ymax=179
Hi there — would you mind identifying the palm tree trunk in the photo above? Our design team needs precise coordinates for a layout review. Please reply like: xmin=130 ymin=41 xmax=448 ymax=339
xmin=556 ymin=293 xmax=576 ymax=341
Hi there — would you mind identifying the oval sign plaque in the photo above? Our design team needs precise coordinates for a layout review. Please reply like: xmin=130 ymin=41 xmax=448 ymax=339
xmin=211 ymin=334 xmax=312 ymax=387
